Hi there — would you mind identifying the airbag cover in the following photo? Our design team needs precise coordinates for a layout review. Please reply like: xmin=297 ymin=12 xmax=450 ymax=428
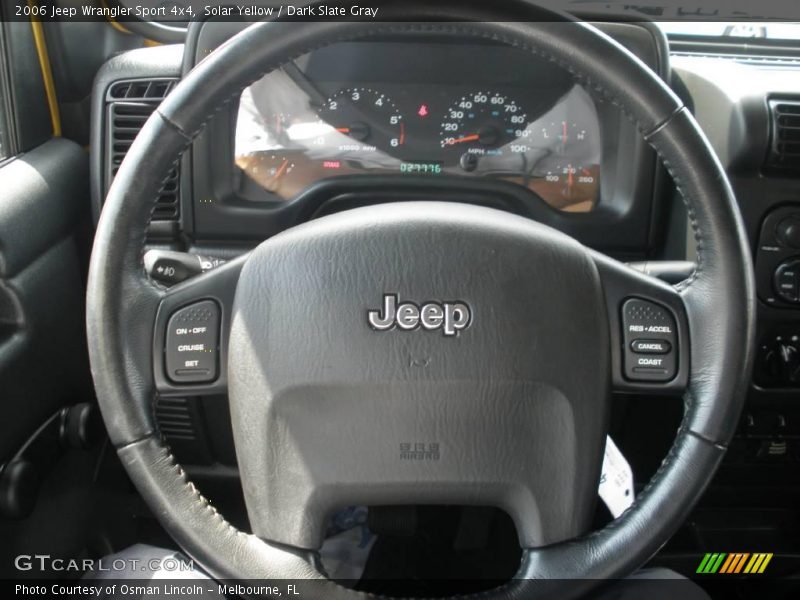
xmin=228 ymin=202 xmax=610 ymax=549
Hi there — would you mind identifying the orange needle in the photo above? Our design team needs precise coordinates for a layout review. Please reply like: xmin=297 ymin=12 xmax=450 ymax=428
xmin=444 ymin=133 xmax=480 ymax=146
xmin=273 ymin=159 xmax=289 ymax=179
xmin=335 ymin=127 xmax=351 ymax=133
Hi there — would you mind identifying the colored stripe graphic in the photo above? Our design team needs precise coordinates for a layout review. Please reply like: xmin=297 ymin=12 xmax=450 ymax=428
xmin=698 ymin=553 xmax=774 ymax=574
xmin=697 ymin=553 xmax=727 ymax=574
xmin=696 ymin=554 xmax=712 ymax=573
xmin=719 ymin=554 xmax=736 ymax=573
xmin=733 ymin=553 xmax=749 ymax=573
xmin=734 ymin=552 xmax=750 ymax=573
xmin=743 ymin=553 xmax=774 ymax=574
xmin=744 ymin=554 xmax=760 ymax=574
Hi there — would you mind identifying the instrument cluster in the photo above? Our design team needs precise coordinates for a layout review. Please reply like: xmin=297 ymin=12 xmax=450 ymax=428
xmin=235 ymin=47 xmax=603 ymax=212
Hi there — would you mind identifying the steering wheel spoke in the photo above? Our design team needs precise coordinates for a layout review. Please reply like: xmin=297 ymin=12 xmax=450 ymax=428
xmin=152 ymin=254 xmax=247 ymax=397
xmin=592 ymin=252 xmax=690 ymax=395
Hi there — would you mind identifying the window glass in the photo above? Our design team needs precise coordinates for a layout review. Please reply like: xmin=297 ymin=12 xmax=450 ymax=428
xmin=657 ymin=22 xmax=800 ymax=40
xmin=0 ymin=27 xmax=13 ymax=161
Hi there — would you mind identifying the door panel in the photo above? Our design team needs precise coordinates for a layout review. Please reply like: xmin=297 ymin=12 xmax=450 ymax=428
xmin=0 ymin=138 xmax=91 ymax=461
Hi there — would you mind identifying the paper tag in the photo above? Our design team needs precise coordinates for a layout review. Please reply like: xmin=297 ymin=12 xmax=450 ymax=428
xmin=599 ymin=435 xmax=634 ymax=518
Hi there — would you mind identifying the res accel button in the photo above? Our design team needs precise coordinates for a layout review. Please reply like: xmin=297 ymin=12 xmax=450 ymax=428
xmin=165 ymin=300 xmax=220 ymax=383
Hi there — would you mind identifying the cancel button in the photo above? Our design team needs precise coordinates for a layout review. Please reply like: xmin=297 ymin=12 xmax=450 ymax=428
xmin=631 ymin=339 xmax=671 ymax=354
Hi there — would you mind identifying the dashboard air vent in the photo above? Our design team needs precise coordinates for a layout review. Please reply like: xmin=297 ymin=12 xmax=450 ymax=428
xmin=105 ymin=78 xmax=180 ymax=221
xmin=109 ymin=79 xmax=176 ymax=100
xmin=767 ymin=99 xmax=800 ymax=174
xmin=154 ymin=397 xmax=213 ymax=464
xmin=155 ymin=397 xmax=196 ymax=441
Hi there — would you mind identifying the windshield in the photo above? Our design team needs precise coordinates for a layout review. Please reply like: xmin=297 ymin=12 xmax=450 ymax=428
xmin=657 ymin=22 xmax=800 ymax=40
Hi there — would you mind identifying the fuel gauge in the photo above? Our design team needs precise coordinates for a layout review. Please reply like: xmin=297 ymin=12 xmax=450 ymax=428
xmin=236 ymin=153 xmax=296 ymax=193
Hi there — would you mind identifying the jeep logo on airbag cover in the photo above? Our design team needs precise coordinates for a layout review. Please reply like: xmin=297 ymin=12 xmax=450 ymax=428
xmin=367 ymin=294 xmax=471 ymax=336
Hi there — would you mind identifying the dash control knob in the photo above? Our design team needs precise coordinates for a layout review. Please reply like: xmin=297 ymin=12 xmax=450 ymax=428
xmin=774 ymin=259 xmax=800 ymax=304
xmin=776 ymin=217 xmax=800 ymax=250
xmin=778 ymin=343 xmax=800 ymax=384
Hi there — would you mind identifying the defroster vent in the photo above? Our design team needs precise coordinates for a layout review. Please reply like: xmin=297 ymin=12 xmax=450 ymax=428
xmin=105 ymin=78 xmax=180 ymax=221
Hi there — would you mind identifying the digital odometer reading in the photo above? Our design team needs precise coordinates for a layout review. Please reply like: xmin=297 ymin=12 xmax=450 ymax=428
xmin=400 ymin=161 xmax=443 ymax=174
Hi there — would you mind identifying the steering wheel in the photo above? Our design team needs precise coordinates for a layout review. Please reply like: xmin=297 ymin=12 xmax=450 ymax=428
xmin=87 ymin=1 xmax=755 ymax=597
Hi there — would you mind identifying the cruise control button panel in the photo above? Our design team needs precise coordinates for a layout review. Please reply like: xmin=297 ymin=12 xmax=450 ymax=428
xmin=622 ymin=299 xmax=678 ymax=382
xmin=165 ymin=300 xmax=220 ymax=383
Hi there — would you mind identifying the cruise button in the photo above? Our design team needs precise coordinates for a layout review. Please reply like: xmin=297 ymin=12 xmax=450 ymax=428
xmin=631 ymin=339 xmax=671 ymax=354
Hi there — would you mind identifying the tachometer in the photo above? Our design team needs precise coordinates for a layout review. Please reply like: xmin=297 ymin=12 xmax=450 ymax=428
xmin=439 ymin=91 xmax=529 ymax=166
xmin=317 ymin=87 xmax=404 ymax=153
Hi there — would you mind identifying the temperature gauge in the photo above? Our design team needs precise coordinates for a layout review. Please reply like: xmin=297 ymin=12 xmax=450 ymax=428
xmin=542 ymin=162 xmax=599 ymax=208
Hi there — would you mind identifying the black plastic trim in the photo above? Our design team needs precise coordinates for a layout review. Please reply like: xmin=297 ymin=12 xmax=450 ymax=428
xmin=183 ymin=20 xmax=665 ymax=254
xmin=152 ymin=255 xmax=246 ymax=397
xmin=594 ymin=253 xmax=690 ymax=395
xmin=90 ymin=45 xmax=184 ymax=223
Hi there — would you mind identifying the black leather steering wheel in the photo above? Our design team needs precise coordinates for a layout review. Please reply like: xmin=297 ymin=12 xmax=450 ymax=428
xmin=87 ymin=1 xmax=755 ymax=597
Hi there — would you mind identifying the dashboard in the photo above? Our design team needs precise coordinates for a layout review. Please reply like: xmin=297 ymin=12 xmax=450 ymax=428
xmin=234 ymin=43 xmax=602 ymax=212
xmin=92 ymin=21 xmax=668 ymax=251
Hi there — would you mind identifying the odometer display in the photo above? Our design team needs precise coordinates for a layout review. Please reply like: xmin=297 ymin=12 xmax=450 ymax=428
xmin=400 ymin=161 xmax=443 ymax=174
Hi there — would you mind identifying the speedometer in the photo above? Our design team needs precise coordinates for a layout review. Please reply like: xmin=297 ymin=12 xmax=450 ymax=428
xmin=439 ymin=91 xmax=529 ymax=166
